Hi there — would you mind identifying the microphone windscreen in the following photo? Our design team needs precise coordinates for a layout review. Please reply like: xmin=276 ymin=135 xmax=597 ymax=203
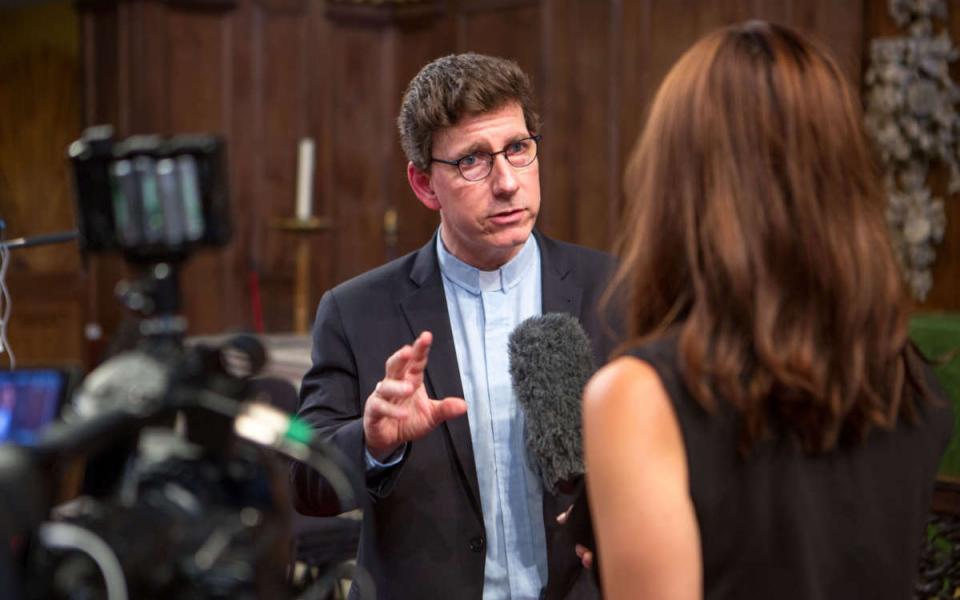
xmin=509 ymin=313 xmax=596 ymax=491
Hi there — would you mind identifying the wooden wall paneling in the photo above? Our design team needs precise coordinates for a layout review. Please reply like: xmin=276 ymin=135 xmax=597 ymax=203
xmin=927 ymin=185 xmax=960 ymax=310
xmin=929 ymin=0 xmax=960 ymax=310
xmin=604 ymin=0 xmax=708 ymax=246
xmin=611 ymin=0 xmax=707 ymax=252
xmin=372 ymin=28 xmax=404 ymax=265
xmin=0 ymin=1 xmax=86 ymax=366
xmin=327 ymin=24 xmax=387 ymax=283
xmin=584 ymin=0 xmax=617 ymax=252
xmin=248 ymin=1 xmax=312 ymax=330
xmin=79 ymin=4 xmax=128 ymax=361
xmin=306 ymin=0 xmax=336 ymax=314
xmin=862 ymin=0 xmax=902 ymax=38
xmin=744 ymin=0 xmax=793 ymax=26
xmin=378 ymin=26 xmax=425 ymax=265
xmin=786 ymin=0 xmax=864 ymax=83
xmin=5 ymin=273 xmax=85 ymax=367
xmin=326 ymin=25 xmax=397 ymax=283
xmin=919 ymin=1 xmax=960 ymax=310
xmin=82 ymin=5 xmax=120 ymax=130
xmin=538 ymin=0 xmax=573 ymax=243
xmin=456 ymin=3 xmax=540 ymax=69
xmin=0 ymin=33 xmax=81 ymax=273
xmin=458 ymin=0 xmax=538 ymax=13
xmin=614 ymin=0 xmax=650 ymax=201
xmin=165 ymin=3 xmax=243 ymax=333
xmin=166 ymin=9 xmax=232 ymax=133
xmin=324 ymin=0 xmax=441 ymax=26
xmin=85 ymin=1 xmax=141 ymax=351
xmin=127 ymin=1 xmax=169 ymax=134
xmin=386 ymin=19 xmax=457 ymax=264
xmin=539 ymin=0 xmax=614 ymax=251
xmin=229 ymin=0 xmax=260 ymax=329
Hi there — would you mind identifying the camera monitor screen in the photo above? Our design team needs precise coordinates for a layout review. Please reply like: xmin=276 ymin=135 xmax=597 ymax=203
xmin=69 ymin=127 xmax=231 ymax=261
xmin=0 ymin=369 xmax=69 ymax=445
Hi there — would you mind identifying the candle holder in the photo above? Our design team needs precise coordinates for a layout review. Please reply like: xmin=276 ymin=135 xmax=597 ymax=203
xmin=274 ymin=217 xmax=332 ymax=334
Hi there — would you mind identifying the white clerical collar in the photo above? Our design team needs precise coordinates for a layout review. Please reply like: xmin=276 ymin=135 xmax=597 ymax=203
xmin=436 ymin=232 xmax=537 ymax=295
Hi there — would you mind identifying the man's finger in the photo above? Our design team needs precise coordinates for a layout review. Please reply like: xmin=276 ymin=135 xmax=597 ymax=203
xmin=374 ymin=379 xmax=414 ymax=400
xmin=367 ymin=396 xmax=408 ymax=421
xmin=384 ymin=332 xmax=432 ymax=381
xmin=404 ymin=332 xmax=432 ymax=377
xmin=575 ymin=544 xmax=594 ymax=570
xmin=384 ymin=344 xmax=413 ymax=380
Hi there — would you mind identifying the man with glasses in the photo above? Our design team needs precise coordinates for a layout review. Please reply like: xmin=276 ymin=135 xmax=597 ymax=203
xmin=291 ymin=53 xmax=617 ymax=600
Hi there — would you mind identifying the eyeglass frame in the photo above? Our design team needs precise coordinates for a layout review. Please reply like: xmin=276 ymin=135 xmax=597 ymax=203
xmin=429 ymin=134 xmax=543 ymax=181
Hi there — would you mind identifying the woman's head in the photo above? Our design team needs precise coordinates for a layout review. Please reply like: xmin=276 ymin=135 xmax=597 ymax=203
xmin=611 ymin=21 xmax=919 ymax=451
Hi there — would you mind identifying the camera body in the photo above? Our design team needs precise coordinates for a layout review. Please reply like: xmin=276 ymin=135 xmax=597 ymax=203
xmin=68 ymin=126 xmax=231 ymax=263
xmin=22 ymin=450 xmax=292 ymax=600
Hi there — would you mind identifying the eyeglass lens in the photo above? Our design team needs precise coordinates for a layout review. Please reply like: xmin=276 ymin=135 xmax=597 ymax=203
xmin=459 ymin=137 xmax=538 ymax=181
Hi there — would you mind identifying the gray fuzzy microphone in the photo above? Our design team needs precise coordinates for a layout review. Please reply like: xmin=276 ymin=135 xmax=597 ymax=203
xmin=510 ymin=312 xmax=604 ymax=596
xmin=508 ymin=312 xmax=596 ymax=493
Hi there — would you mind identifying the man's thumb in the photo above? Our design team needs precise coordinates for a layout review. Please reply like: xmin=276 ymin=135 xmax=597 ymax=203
xmin=432 ymin=397 xmax=468 ymax=423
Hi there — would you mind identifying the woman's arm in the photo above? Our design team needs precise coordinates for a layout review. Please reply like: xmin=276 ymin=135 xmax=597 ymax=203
xmin=582 ymin=356 xmax=701 ymax=599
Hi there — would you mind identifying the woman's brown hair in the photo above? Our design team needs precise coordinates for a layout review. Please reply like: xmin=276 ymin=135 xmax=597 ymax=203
xmin=609 ymin=20 xmax=930 ymax=453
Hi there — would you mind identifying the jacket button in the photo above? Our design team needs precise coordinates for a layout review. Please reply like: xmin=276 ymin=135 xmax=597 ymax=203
xmin=469 ymin=536 xmax=485 ymax=553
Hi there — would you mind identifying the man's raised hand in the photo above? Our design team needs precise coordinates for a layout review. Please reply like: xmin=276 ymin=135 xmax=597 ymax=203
xmin=363 ymin=331 xmax=468 ymax=460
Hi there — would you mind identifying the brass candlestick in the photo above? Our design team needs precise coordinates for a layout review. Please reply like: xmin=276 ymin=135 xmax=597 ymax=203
xmin=274 ymin=217 xmax=332 ymax=334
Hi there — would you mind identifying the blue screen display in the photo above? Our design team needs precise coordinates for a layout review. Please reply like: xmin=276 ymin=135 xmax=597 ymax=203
xmin=0 ymin=370 xmax=65 ymax=445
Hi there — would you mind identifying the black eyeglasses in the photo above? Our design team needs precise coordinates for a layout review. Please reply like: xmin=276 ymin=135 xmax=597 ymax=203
xmin=430 ymin=135 xmax=542 ymax=182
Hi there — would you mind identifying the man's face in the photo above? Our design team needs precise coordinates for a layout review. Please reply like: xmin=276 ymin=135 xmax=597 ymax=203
xmin=410 ymin=102 xmax=540 ymax=271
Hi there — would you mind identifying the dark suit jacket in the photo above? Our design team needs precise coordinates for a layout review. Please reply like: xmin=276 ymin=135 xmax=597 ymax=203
xmin=290 ymin=230 xmax=619 ymax=600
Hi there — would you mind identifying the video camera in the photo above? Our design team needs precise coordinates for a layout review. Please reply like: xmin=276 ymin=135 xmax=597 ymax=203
xmin=0 ymin=128 xmax=364 ymax=600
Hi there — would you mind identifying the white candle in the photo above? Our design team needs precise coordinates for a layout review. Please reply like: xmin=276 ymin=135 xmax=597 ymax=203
xmin=295 ymin=137 xmax=315 ymax=221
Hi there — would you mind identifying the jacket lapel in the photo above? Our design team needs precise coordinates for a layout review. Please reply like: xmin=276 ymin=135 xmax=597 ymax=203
xmin=537 ymin=230 xmax=583 ymax=318
xmin=535 ymin=231 xmax=589 ymax=554
xmin=399 ymin=234 xmax=482 ymax=518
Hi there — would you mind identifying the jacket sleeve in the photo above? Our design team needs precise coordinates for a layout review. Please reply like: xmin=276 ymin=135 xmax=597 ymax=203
xmin=289 ymin=289 xmax=366 ymax=516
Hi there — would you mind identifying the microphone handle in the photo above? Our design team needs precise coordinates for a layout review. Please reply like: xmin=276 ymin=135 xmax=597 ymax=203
xmin=562 ymin=478 xmax=602 ymax=592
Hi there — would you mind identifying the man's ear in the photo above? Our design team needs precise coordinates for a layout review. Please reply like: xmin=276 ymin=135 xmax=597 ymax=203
xmin=408 ymin=162 xmax=441 ymax=211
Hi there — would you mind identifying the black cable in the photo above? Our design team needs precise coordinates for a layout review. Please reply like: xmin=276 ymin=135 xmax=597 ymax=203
xmin=0 ymin=230 xmax=78 ymax=250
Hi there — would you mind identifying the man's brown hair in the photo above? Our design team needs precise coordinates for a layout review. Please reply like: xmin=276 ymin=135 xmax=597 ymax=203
xmin=608 ymin=20 xmax=932 ymax=453
xmin=398 ymin=53 xmax=540 ymax=171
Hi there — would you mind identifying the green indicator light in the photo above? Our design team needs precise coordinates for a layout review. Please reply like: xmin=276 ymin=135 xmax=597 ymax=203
xmin=285 ymin=418 xmax=313 ymax=444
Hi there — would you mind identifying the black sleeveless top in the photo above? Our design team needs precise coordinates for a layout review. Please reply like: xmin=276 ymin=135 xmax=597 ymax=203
xmin=629 ymin=336 xmax=953 ymax=600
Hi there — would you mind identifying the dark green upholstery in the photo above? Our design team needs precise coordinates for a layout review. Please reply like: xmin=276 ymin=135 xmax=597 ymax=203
xmin=909 ymin=313 xmax=960 ymax=478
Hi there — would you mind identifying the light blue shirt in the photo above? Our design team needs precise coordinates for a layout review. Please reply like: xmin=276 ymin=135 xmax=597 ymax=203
xmin=437 ymin=233 xmax=547 ymax=600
